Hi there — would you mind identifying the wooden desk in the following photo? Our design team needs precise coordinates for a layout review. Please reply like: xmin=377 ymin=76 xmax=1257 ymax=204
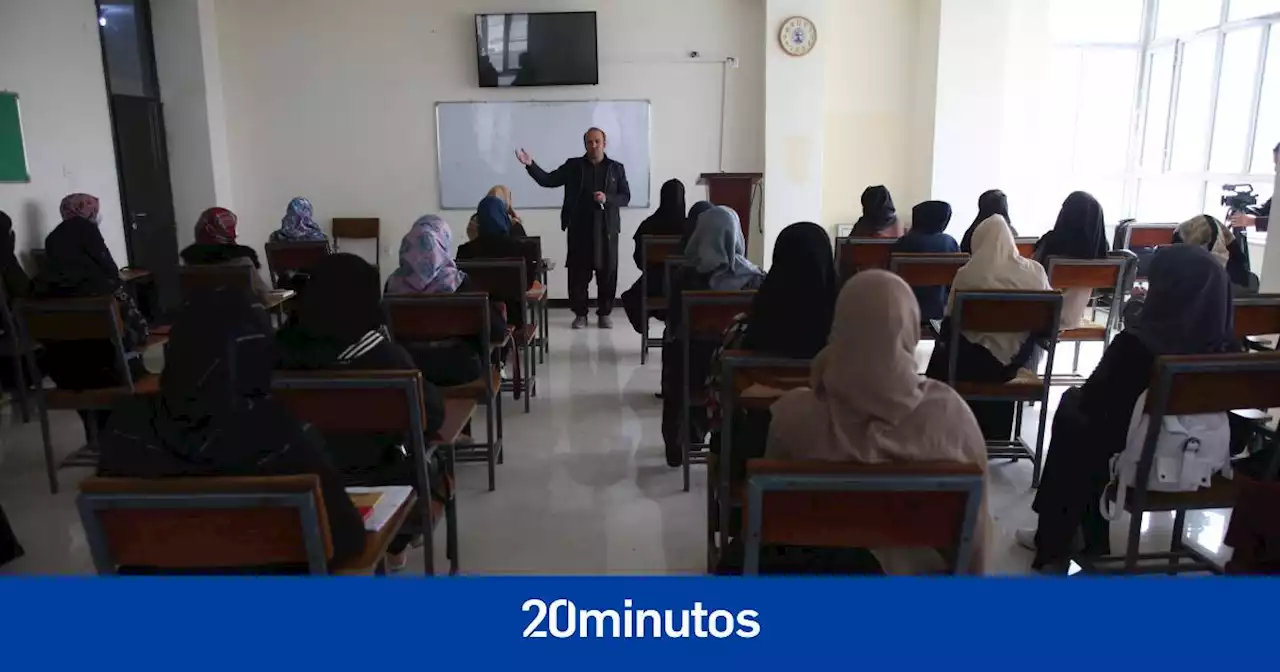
xmin=434 ymin=399 xmax=477 ymax=445
xmin=120 ymin=268 xmax=152 ymax=283
xmin=332 ymin=491 xmax=417 ymax=575
xmin=263 ymin=289 xmax=296 ymax=311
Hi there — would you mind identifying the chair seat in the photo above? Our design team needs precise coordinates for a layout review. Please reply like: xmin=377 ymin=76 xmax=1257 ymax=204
xmin=645 ymin=297 xmax=668 ymax=310
xmin=514 ymin=324 xmax=538 ymax=346
xmin=1060 ymin=322 xmax=1108 ymax=341
xmin=954 ymin=374 xmax=1045 ymax=401
xmin=440 ymin=368 xmax=502 ymax=402
xmin=433 ymin=399 xmax=477 ymax=445
xmin=142 ymin=334 xmax=169 ymax=350
xmin=45 ymin=374 xmax=160 ymax=410
xmin=1123 ymin=474 xmax=1244 ymax=512
xmin=525 ymin=286 xmax=547 ymax=302
xmin=331 ymin=491 xmax=418 ymax=575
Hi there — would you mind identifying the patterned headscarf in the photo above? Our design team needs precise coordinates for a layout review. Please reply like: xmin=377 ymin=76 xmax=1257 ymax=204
xmin=386 ymin=215 xmax=466 ymax=294
xmin=59 ymin=193 xmax=100 ymax=222
xmin=195 ymin=207 xmax=238 ymax=244
xmin=273 ymin=197 xmax=326 ymax=242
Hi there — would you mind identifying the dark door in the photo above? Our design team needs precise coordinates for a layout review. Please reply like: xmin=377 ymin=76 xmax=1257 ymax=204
xmin=110 ymin=94 xmax=180 ymax=313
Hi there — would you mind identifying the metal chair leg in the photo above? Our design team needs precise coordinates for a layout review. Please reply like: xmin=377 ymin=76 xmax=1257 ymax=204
xmin=38 ymin=401 xmax=57 ymax=494
xmin=486 ymin=393 xmax=497 ymax=492
xmin=1123 ymin=512 xmax=1143 ymax=573
xmin=1170 ymin=509 xmax=1186 ymax=573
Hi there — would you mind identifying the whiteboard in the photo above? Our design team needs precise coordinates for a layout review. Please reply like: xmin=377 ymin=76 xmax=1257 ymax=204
xmin=435 ymin=100 xmax=651 ymax=210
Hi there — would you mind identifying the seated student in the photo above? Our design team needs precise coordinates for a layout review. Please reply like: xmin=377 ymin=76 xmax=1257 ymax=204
xmin=849 ymin=185 xmax=904 ymax=238
xmin=456 ymin=196 xmax=540 ymax=329
xmin=97 ymin=287 xmax=366 ymax=570
xmin=467 ymin=185 xmax=528 ymax=241
xmin=960 ymin=189 xmax=1016 ymax=254
xmin=32 ymin=193 xmax=150 ymax=441
xmin=707 ymin=221 xmax=837 ymax=479
xmin=661 ymin=206 xmax=764 ymax=467
xmin=180 ymin=207 xmax=272 ymax=300
xmin=1173 ymin=214 xmax=1259 ymax=295
xmin=891 ymin=200 xmax=960 ymax=321
xmin=925 ymin=215 xmax=1051 ymax=441
xmin=621 ymin=178 xmax=686 ymax=333
xmin=1033 ymin=191 xmax=1110 ymax=328
xmin=0 ymin=210 xmax=32 ymax=396
xmin=763 ymin=271 xmax=990 ymax=575
xmin=1020 ymin=245 xmax=1234 ymax=570
xmin=269 ymin=197 xmax=328 ymax=243
xmin=385 ymin=214 xmax=507 ymax=387
xmin=277 ymin=252 xmax=446 ymax=571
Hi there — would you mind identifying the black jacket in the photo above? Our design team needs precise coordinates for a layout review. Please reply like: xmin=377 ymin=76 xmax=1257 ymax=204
xmin=526 ymin=155 xmax=631 ymax=234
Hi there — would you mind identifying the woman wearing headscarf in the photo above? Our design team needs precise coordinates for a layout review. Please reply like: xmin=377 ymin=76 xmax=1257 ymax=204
xmin=386 ymin=215 xmax=507 ymax=387
xmin=33 ymin=194 xmax=150 ymax=442
xmin=764 ymin=271 xmax=990 ymax=575
xmin=621 ymin=179 xmax=687 ymax=333
xmin=269 ymin=197 xmax=328 ymax=243
xmin=97 ymin=287 xmax=366 ymax=570
xmin=1172 ymin=214 xmax=1258 ymax=294
xmin=681 ymin=200 xmax=716 ymax=250
xmin=707 ymin=221 xmax=837 ymax=479
xmin=1033 ymin=191 xmax=1110 ymax=328
xmin=925 ymin=215 xmax=1051 ymax=440
xmin=467 ymin=185 xmax=528 ymax=240
xmin=960 ymin=190 xmax=1016 ymax=253
xmin=180 ymin=207 xmax=272 ymax=300
xmin=849 ymin=185 xmax=904 ymax=238
xmin=892 ymin=200 xmax=960 ymax=321
xmin=660 ymin=206 xmax=765 ymax=467
xmin=277 ymin=253 xmax=446 ymax=571
xmin=0 ymin=210 xmax=32 ymax=398
xmin=1021 ymin=245 xmax=1235 ymax=570
xmin=456 ymin=195 xmax=540 ymax=329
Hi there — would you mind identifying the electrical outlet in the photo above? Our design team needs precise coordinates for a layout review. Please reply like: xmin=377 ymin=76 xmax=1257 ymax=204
xmin=726 ymin=56 xmax=739 ymax=69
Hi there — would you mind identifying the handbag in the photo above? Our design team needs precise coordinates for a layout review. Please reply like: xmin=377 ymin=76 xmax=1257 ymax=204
xmin=1101 ymin=391 xmax=1232 ymax=521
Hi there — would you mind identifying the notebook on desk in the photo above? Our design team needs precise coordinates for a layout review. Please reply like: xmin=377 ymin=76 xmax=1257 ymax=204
xmin=346 ymin=486 xmax=413 ymax=532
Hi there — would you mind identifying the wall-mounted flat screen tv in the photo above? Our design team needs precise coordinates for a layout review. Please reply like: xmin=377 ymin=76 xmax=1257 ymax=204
xmin=475 ymin=11 xmax=599 ymax=87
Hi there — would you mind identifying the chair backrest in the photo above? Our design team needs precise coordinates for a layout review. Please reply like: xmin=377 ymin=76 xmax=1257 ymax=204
xmin=513 ymin=236 xmax=544 ymax=270
xmin=264 ymin=241 xmax=330 ymax=286
xmin=332 ymin=217 xmax=380 ymax=240
xmin=837 ymin=238 xmax=897 ymax=280
xmin=17 ymin=296 xmax=133 ymax=389
xmin=682 ymin=290 xmax=756 ymax=341
xmin=1046 ymin=255 xmax=1131 ymax=294
xmin=742 ymin=460 xmax=985 ymax=575
xmin=383 ymin=292 xmax=492 ymax=343
xmin=641 ymin=235 xmax=684 ymax=268
xmin=1122 ymin=223 xmax=1177 ymax=249
xmin=889 ymin=253 xmax=969 ymax=287
xmin=1234 ymin=295 xmax=1280 ymax=340
xmin=30 ymin=247 xmax=49 ymax=275
xmin=950 ymin=290 xmax=1063 ymax=335
xmin=77 ymin=474 xmax=333 ymax=574
xmin=663 ymin=256 xmax=686 ymax=300
xmin=456 ymin=259 xmax=528 ymax=326
xmin=272 ymin=369 xmax=428 ymax=437
xmin=178 ymin=264 xmax=256 ymax=296
xmin=1014 ymin=238 xmax=1038 ymax=258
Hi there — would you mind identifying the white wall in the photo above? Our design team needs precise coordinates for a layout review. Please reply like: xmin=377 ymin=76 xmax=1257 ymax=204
xmin=0 ymin=0 xmax=126 ymax=265
xmin=212 ymin=0 xmax=765 ymax=297
xmin=763 ymin=0 xmax=826 ymax=263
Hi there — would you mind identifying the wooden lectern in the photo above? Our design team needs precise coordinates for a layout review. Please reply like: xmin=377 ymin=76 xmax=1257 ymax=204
xmin=698 ymin=173 xmax=763 ymax=245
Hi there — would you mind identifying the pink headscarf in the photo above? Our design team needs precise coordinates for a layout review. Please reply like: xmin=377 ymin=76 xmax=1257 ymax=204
xmin=59 ymin=193 xmax=100 ymax=222
xmin=385 ymin=215 xmax=465 ymax=294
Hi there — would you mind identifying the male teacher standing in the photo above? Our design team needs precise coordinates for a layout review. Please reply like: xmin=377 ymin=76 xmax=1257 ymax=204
xmin=516 ymin=127 xmax=630 ymax=329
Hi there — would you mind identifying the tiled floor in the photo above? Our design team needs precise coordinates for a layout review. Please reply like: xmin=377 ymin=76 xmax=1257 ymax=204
xmin=0 ymin=310 xmax=1230 ymax=575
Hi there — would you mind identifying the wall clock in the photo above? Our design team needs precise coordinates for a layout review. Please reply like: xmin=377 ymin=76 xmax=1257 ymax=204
xmin=779 ymin=16 xmax=817 ymax=56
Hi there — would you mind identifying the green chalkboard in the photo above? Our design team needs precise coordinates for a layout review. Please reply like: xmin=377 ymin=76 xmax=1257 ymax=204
xmin=0 ymin=92 xmax=31 ymax=183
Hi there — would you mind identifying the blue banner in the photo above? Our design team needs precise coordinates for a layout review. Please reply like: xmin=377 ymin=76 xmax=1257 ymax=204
xmin=0 ymin=578 xmax=1263 ymax=668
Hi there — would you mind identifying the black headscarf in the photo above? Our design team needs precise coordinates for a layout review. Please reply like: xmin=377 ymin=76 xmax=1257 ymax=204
xmin=909 ymin=200 xmax=953 ymax=235
xmin=34 ymin=216 xmax=119 ymax=297
xmin=1128 ymin=245 xmax=1233 ymax=356
xmin=850 ymin=186 xmax=899 ymax=236
xmin=961 ymin=190 xmax=1016 ymax=253
xmin=744 ymin=222 xmax=837 ymax=358
xmin=1036 ymin=191 xmax=1109 ymax=261
xmin=0 ymin=211 xmax=30 ymax=302
xmin=650 ymin=179 xmax=687 ymax=232
xmin=681 ymin=200 xmax=715 ymax=249
xmin=294 ymin=253 xmax=384 ymax=352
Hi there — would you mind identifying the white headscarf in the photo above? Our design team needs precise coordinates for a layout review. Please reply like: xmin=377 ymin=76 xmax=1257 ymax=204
xmin=948 ymin=215 xmax=1050 ymax=365
xmin=684 ymin=206 xmax=762 ymax=290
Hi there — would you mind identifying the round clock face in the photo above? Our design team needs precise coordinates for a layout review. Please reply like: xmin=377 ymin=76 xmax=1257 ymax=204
xmin=779 ymin=16 xmax=817 ymax=56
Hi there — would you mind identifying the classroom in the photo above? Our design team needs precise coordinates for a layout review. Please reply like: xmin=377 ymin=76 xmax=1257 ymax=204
xmin=1 ymin=0 xmax=1280 ymax=576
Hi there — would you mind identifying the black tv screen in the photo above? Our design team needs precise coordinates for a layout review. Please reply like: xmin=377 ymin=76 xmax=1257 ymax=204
xmin=475 ymin=12 xmax=599 ymax=87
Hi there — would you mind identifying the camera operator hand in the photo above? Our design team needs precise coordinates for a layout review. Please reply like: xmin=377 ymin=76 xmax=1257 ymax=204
xmin=1228 ymin=212 xmax=1258 ymax=228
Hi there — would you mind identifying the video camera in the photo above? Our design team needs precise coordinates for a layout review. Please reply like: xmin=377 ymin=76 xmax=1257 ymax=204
xmin=1221 ymin=183 xmax=1258 ymax=212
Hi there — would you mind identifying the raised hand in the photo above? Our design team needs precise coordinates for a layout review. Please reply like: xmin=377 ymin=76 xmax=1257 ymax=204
xmin=515 ymin=148 xmax=533 ymax=167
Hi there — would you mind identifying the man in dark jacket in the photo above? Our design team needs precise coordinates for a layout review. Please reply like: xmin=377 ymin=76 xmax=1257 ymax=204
xmin=517 ymin=127 xmax=631 ymax=329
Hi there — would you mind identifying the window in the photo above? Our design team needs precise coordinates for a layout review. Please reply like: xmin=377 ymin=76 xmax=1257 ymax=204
xmin=1156 ymin=0 xmax=1223 ymax=39
xmin=1170 ymin=36 xmax=1216 ymax=172
xmin=1051 ymin=0 xmax=1145 ymax=43
xmin=1142 ymin=49 xmax=1176 ymax=170
xmin=1210 ymin=28 xmax=1263 ymax=172
xmin=1251 ymin=27 xmax=1280 ymax=172
xmin=1229 ymin=0 xmax=1280 ymax=21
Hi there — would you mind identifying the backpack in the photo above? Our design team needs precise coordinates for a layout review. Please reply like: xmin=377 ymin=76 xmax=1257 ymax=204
xmin=1101 ymin=391 xmax=1232 ymax=521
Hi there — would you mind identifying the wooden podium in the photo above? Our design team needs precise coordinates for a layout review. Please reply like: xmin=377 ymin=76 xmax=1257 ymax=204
xmin=698 ymin=172 xmax=763 ymax=245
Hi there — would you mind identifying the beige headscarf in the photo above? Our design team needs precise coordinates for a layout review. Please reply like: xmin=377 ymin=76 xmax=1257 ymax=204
xmin=948 ymin=214 xmax=1050 ymax=365
xmin=1176 ymin=214 xmax=1232 ymax=268
xmin=766 ymin=271 xmax=990 ymax=574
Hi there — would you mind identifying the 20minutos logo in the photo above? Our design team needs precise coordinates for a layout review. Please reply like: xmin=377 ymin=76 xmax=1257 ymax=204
xmin=522 ymin=599 xmax=760 ymax=639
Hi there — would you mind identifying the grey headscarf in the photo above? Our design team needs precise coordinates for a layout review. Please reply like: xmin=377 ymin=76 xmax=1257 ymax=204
xmin=684 ymin=206 xmax=762 ymax=290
